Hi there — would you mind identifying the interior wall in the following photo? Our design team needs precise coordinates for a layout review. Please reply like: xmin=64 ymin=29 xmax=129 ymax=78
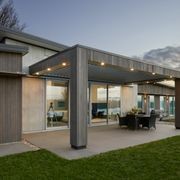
xmin=121 ymin=85 xmax=138 ymax=116
xmin=22 ymin=77 xmax=46 ymax=132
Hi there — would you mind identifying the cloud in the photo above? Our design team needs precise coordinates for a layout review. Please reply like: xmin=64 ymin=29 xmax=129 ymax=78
xmin=142 ymin=46 xmax=180 ymax=70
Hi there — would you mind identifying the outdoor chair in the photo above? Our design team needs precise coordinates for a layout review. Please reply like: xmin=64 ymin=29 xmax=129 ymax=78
xmin=117 ymin=113 xmax=128 ymax=127
xmin=142 ymin=114 xmax=156 ymax=129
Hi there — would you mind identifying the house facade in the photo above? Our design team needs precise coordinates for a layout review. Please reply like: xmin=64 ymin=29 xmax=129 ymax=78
xmin=0 ymin=27 xmax=179 ymax=149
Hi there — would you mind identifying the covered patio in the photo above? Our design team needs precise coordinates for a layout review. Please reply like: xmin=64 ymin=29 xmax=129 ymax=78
xmin=29 ymin=44 xmax=180 ymax=149
xmin=23 ymin=124 xmax=180 ymax=159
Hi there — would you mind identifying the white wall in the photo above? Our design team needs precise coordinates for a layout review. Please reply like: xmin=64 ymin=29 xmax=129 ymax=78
xmin=5 ymin=39 xmax=57 ymax=73
xmin=121 ymin=85 xmax=138 ymax=116
xmin=22 ymin=77 xmax=46 ymax=132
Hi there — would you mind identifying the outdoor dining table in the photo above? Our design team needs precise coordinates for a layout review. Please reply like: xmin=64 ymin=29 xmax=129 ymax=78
xmin=119 ymin=114 xmax=151 ymax=130
xmin=136 ymin=114 xmax=150 ymax=128
xmin=136 ymin=114 xmax=150 ymax=118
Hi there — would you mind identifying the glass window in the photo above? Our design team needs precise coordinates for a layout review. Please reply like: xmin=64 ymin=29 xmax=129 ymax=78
xmin=160 ymin=96 xmax=165 ymax=111
xmin=46 ymin=80 xmax=68 ymax=128
xmin=108 ymin=86 xmax=121 ymax=123
xmin=149 ymin=95 xmax=155 ymax=112
xmin=90 ymin=84 xmax=122 ymax=125
xmin=169 ymin=96 xmax=175 ymax=116
xmin=137 ymin=95 xmax=143 ymax=109
xmin=91 ymin=84 xmax=107 ymax=125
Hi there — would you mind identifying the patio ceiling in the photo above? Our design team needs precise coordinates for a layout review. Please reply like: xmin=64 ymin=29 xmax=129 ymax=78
xmin=29 ymin=45 xmax=180 ymax=84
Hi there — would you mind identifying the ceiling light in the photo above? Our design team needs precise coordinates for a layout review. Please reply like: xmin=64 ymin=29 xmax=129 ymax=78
xmin=146 ymin=81 xmax=149 ymax=84
xmin=130 ymin=68 xmax=134 ymax=71
xmin=101 ymin=62 xmax=105 ymax=66
xmin=152 ymin=72 xmax=155 ymax=75
xmin=47 ymin=68 xmax=51 ymax=71
xmin=170 ymin=76 xmax=173 ymax=78
xmin=35 ymin=72 xmax=39 ymax=75
xmin=62 ymin=62 xmax=66 ymax=66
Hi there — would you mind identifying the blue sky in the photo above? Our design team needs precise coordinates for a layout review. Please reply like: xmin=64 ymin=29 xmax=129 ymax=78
xmin=13 ymin=0 xmax=180 ymax=57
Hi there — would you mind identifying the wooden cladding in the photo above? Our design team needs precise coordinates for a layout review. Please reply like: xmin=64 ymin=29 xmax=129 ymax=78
xmin=175 ymin=79 xmax=180 ymax=128
xmin=0 ymin=76 xmax=22 ymax=143
xmin=0 ymin=52 xmax=22 ymax=73
xmin=138 ymin=84 xmax=174 ymax=96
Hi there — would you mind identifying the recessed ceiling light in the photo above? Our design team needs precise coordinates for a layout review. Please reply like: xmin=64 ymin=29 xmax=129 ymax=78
xmin=47 ymin=68 xmax=51 ymax=71
xmin=130 ymin=68 xmax=134 ymax=71
xmin=36 ymin=72 xmax=39 ymax=75
xmin=62 ymin=62 xmax=67 ymax=66
xmin=152 ymin=72 xmax=156 ymax=75
xmin=146 ymin=81 xmax=149 ymax=84
xmin=101 ymin=62 xmax=105 ymax=66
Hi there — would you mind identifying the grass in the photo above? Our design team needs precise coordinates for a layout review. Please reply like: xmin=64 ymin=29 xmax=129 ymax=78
xmin=0 ymin=136 xmax=180 ymax=180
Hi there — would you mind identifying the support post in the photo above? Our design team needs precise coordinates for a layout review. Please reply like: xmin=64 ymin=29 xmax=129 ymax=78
xmin=70 ymin=47 xmax=88 ymax=149
xmin=154 ymin=95 xmax=160 ymax=110
xmin=175 ymin=79 xmax=180 ymax=129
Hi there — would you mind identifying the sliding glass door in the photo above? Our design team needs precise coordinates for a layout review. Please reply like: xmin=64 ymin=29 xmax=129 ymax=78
xmin=149 ymin=95 xmax=155 ymax=113
xmin=108 ymin=86 xmax=121 ymax=124
xmin=169 ymin=97 xmax=175 ymax=116
xmin=90 ymin=83 xmax=121 ymax=125
xmin=46 ymin=80 xmax=68 ymax=128
xmin=91 ymin=84 xmax=108 ymax=125
xmin=160 ymin=96 xmax=165 ymax=111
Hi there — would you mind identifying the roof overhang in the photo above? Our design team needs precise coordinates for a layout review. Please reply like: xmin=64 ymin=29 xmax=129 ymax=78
xmin=0 ymin=44 xmax=28 ymax=76
xmin=29 ymin=45 xmax=180 ymax=84
xmin=0 ymin=44 xmax=28 ymax=55
xmin=0 ymin=26 xmax=68 ymax=51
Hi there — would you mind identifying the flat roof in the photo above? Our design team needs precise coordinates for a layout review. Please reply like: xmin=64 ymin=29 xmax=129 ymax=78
xmin=0 ymin=26 xmax=68 ymax=51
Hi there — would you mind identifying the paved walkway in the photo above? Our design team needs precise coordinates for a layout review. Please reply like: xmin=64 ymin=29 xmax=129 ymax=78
xmin=23 ymin=124 xmax=180 ymax=160
xmin=0 ymin=141 xmax=38 ymax=157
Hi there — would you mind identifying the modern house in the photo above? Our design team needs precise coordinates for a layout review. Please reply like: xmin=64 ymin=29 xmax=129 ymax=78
xmin=0 ymin=27 xmax=179 ymax=149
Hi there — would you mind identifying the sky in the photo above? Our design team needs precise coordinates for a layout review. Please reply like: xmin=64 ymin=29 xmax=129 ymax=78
xmin=13 ymin=0 xmax=180 ymax=57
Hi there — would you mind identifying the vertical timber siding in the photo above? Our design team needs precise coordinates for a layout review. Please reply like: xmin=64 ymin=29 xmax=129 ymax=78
xmin=175 ymin=79 xmax=180 ymax=128
xmin=0 ymin=76 xmax=22 ymax=143
xmin=138 ymin=84 xmax=174 ymax=96
xmin=0 ymin=52 xmax=22 ymax=72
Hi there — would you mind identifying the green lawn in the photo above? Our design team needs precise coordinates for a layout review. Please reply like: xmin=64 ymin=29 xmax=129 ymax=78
xmin=0 ymin=136 xmax=180 ymax=180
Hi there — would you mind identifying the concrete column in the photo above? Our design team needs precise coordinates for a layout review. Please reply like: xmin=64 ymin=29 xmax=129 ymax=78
xmin=175 ymin=79 xmax=180 ymax=129
xmin=154 ymin=95 xmax=160 ymax=110
xmin=70 ymin=47 xmax=88 ymax=149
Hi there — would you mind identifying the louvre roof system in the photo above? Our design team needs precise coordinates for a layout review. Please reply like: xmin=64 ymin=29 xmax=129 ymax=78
xmin=29 ymin=44 xmax=180 ymax=85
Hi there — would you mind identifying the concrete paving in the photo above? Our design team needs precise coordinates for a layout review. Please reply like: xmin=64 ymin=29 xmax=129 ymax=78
xmin=23 ymin=124 xmax=180 ymax=160
xmin=0 ymin=141 xmax=37 ymax=157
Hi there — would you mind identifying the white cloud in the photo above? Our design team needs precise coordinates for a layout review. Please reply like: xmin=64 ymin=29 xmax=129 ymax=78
xmin=142 ymin=46 xmax=180 ymax=70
